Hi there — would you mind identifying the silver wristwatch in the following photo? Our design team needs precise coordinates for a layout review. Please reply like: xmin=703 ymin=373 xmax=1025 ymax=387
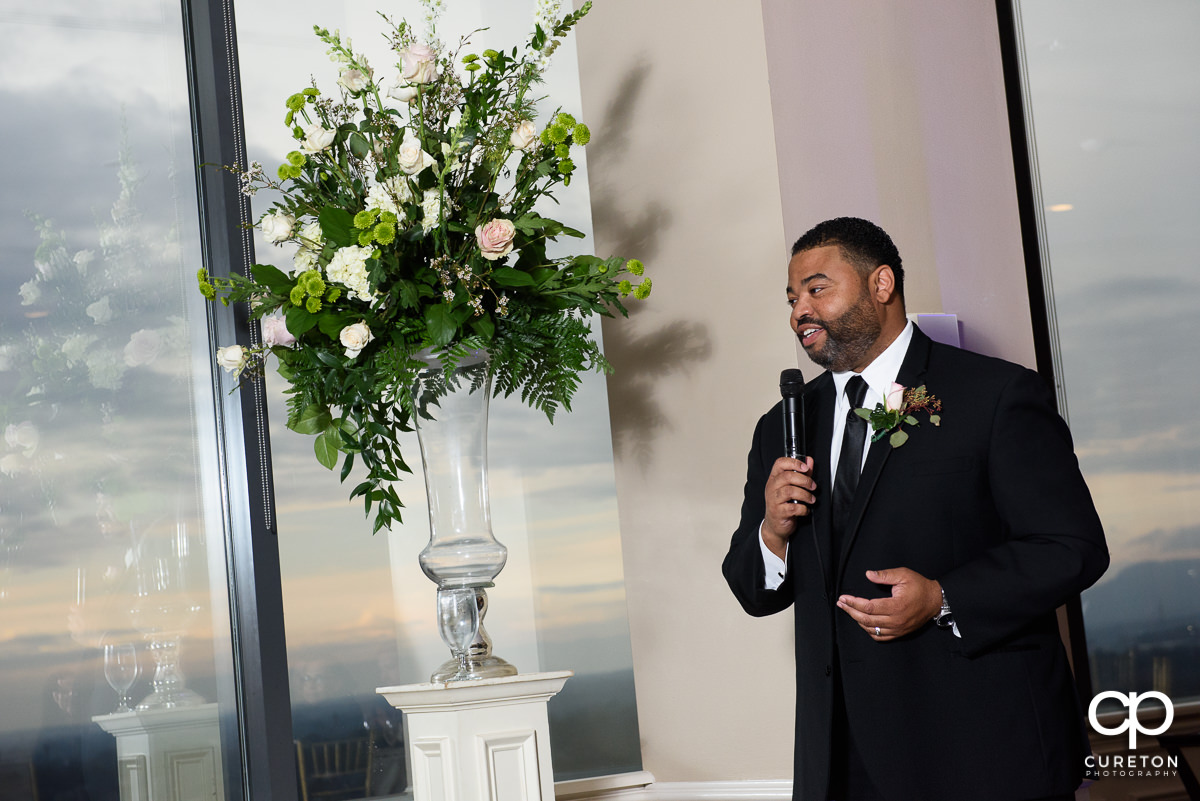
xmin=934 ymin=587 xmax=954 ymax=629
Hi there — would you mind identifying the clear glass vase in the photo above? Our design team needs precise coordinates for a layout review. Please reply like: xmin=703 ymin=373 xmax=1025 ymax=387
xmin=411 ymin=348 xmax=517 ymax=681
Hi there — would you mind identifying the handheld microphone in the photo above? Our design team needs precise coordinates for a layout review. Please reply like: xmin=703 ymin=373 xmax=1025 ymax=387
xmin=779 ymin=368 xmax=806 ymax=460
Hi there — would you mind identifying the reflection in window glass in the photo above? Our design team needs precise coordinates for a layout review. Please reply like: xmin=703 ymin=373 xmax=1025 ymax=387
xmin=234 ymin=0 xmax=641 ymax=788
xmin=0 ymin=3 xmax=242 ymax=799
xmin=1017 ymin=1 xmax=1200 ymax=705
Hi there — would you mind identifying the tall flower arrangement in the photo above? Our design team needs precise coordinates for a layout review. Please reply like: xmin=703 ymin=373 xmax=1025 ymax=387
xmin=199 ymin=2 xmax=649 ymax=533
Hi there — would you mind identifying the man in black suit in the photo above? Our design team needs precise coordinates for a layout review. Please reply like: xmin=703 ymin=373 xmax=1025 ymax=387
xmin=722 ymin=218 xmax=1108 ymax=801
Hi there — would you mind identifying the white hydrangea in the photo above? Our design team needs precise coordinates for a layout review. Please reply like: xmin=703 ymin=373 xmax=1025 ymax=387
xmin=326 ymin=245 xmax=375 ymax=303
xmin=62 ymin=334 xmax=97 ymax=366
xmin=365 ymin=176 xmax=414 ymax=216
xmin=420 ymin=188 xmax=443 ymax=234
xmin=294 ymin=221 xmax=323 ymax=273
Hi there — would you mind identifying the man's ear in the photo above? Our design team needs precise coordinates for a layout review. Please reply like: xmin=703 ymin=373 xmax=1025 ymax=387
xmin=872 ymin=265 xmax=897 ymax=303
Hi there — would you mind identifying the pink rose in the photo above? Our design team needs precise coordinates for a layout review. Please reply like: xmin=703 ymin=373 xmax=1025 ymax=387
xmin=400 ymin=43 xmax=440 ymax=85
xmin=885 ymin=382 xmax=905 ymax=412
xmin=261 ymin=315 xmax=297 ymax=348
xmin=475 ymin=219 xmax=517 ymax=262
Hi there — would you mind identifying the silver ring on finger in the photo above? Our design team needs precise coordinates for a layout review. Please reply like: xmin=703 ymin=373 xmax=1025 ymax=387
xmin=874 ymin=626 xmax=880 ymax=636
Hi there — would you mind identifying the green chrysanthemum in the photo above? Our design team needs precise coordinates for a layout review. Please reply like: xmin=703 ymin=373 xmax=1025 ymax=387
xmin=572 ymin=123 xmax=591 ymax=146
xmin=554 ymin=144 xmax=570 ymax=159
xmin=326 ymin=287 xmax=342 ymax=302
xmin=199 ymin=281 xmax=215 ymax=300
xmin=354 ymin=210 xmax=376 ymax=229
xmin=298 ymin=270 xmax=325 ymax=296
xmin=555 ymin=112 xmax=577 ymax=128
xmin=379 ymin=211 xmax=398 ymax=225
xmin=358 ymin=230 xmax=374 ymax=246
xmin=547 ymin=124 xmax=569 ymax=144
xmin=285 ymin=93 xmax=307 ymax=111
xmin=633 ymin=278 xmax=652 ymax=300
xmin=289 ymin=285 xmax=306 ymax=305
xmin=626 ymin=258 xmax=644 ymax=276
xmin=374 ymin=222 xmax=396 ymax=245
xmin=618 ymin=279 xmax=633 ymax=295
xmin=305 ymin=296 xmax=322 ymax=313
xmin=287 ymin=151 xmax=307 ymax=167
xmin=277 ymin=164 xmax=292 ymax=181
xmin=557 ymin=158 xmax=575 ymax=174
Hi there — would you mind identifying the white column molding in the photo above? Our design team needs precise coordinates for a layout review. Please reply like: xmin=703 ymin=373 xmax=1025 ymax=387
xmin=92 ymin=703 xmax=224 ymax=801
xmin=379 ymin=670 xmax=572 ymax=801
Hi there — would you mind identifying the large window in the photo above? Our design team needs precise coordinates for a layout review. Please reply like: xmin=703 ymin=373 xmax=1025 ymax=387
xmin=1008 ymin=0 xmax=1200 ymax=707
xmin=0 ymin=2 xmax=244 ymax=799
xmin=233 ymin=1 xmax=642 ymax=786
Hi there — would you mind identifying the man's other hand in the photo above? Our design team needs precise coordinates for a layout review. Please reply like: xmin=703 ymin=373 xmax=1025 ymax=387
xmin=837 ymin=568 xmax=942 ymax=641
xmin=762 ymin=456 xmax=815 ymax=558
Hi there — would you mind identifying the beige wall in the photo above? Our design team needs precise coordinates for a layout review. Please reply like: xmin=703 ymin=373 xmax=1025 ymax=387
xmin=576 ymin=0 xmax=1036 ymax=783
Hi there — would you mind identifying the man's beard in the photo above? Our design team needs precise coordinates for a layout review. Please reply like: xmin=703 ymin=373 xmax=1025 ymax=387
xmin=798 ymin=290 xmax=882 ymax=373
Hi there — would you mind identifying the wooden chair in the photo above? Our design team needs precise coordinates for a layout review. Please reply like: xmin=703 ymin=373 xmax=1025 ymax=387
xmin=295 ymin=734 xmax=373 ymax=801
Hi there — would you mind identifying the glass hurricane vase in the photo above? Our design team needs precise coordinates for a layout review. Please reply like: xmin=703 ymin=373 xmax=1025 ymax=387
xmin=412 ymin=348 xmax=517 ymax=682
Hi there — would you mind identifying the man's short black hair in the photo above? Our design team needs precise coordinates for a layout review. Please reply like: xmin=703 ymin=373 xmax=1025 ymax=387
xmin=791 ymin=217 xmax=904 ymax=301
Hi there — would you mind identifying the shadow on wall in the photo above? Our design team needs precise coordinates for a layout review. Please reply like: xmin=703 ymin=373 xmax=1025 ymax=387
xmin=587 ymin=58 xmax=713 ymax=466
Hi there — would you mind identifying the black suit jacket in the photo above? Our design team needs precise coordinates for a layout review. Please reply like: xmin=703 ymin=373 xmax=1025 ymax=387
xmin=723 ymin=326 xmax=1109 ymax=801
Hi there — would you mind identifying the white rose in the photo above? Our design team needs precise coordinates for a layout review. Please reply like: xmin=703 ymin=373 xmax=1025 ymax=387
xmin=509 ymin=120 xmax=538 ymax=151
xmin=19 ymin=280 xmax=41 ymax=306
xmin=87 ymin=296 xmax=113 ymax=324
xmin=387 ymin=77 xmax=419 ymax=104
xmin=216 ymin=345 xmax=247 ymax=374
xmin=339 ymin=321 xmax=374 ymax=359
xmin=338 ymin=67 xmax=371 ymax=93
xmin=400 ymin=43 xmax=440 ymax=85
xmin=885 ymin=382 xmax=905 ymax=412
xmin=397 ymin=133 xmax=436 ymax=176
xmin=300 ymin=124 xmax=336 ymax=154
xmin=5 ymin=421 xmax=38 ymax=456
xmin=123 ymin=329 xmax=162 ymax=367
xmin=260 ymin=211 xmax=295 ymax=244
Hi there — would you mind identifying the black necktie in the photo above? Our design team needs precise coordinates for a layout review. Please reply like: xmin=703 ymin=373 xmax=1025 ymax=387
xmin=832 ymin=375 xmax=869 ymax=537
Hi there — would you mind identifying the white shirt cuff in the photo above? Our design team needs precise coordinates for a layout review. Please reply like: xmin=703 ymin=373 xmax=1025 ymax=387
xmin=759 ymin=520 xmax=788 ymax=590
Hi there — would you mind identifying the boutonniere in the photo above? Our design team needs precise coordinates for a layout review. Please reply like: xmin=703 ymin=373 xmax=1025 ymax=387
xmin=854 ymin=383 xmax=942 ymax=448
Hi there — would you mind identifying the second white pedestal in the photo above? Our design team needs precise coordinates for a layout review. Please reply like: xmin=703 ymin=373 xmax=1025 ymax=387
xmin=378 ymin=670 xmax=572 ymax=801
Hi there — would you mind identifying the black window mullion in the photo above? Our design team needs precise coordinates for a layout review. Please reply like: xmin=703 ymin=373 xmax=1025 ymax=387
xmin=179 ymin=0 xmax=297 ymax=798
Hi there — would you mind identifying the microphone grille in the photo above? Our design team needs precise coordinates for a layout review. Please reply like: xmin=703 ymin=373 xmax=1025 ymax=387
xmin=779 ymin=368 xmax=805 ymax=398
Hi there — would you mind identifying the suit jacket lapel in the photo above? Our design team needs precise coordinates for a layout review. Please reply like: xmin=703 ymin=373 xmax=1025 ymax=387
xmin=807 ymin=376 xmax=836 ymax=594
xmin=835 ymin=327 xmax=934 ymax=586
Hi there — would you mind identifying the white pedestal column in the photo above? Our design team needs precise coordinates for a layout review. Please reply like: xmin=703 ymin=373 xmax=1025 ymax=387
xmin=92 ymin=704 xmax=225 ymax=801
xmin=378 ymin=670 xmax=572 ymax=801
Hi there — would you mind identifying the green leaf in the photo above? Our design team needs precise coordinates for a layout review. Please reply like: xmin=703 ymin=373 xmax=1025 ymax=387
xmin=318 ymin=313 xmax=351 ymax=340
xmin=348 ymin=132 xmax=370 ymax=159
xmin=425 ymin=303 xmax=456 ymax=347
xmin=250 ymin=263 xmax=293 ymax=294
xmin=929 ymin=414 xmax=941 ymax=426
xmin=285 ymin=305 xmax=318 ymax=335
xmin=314 ymin=428 xmax=341 ymax=469
xmin=471 ymin=314 xmax=495 ymax=340
xmin=339 ymin=452 xmax=355 ymax=482
xmin=491 ymin=268 xmax=536 ymax=287
xmin=319 ymin=206 xmax=356 ymax=247
xmin=889 ymin=429 xmax=909 ymax=448
xmin=853 ymin=408 xmax=873 ymax=420
xmin=291 ymin=404 xmax=333 ymax=435
xmin=904 ymin=415 xmax=919 ymax=426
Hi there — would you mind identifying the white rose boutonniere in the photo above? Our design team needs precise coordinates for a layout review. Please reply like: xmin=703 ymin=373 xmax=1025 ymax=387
xmin=854 ymin=383 xmax=942 ymax=448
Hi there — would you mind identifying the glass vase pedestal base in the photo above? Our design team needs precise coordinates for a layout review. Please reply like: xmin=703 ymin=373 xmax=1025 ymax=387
xmin=378 ymin=671 xmax=571 ymax=801
xmin=430 ymin=653 xmax=517 ymax=683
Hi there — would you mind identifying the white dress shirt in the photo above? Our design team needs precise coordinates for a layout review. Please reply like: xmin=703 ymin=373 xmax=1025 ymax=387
xmin=759 ymin=321 xmax=915 ymax=587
